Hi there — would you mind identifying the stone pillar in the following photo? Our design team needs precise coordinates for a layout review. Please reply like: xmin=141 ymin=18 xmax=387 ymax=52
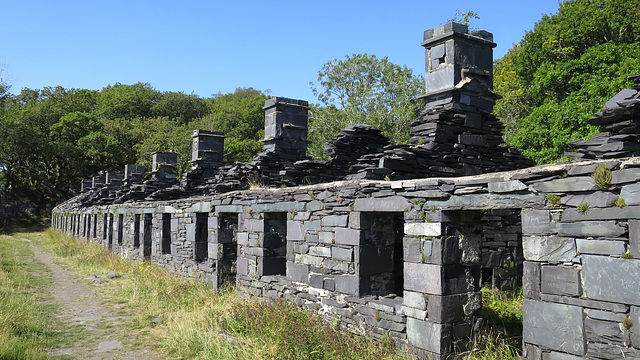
xmin=106 ymin=172 xmax=124 ymax=189
xmin=403 ymin=210 xmax=483 ymax=359
xmin=262 ymin=97 xmax=309 ymax=160
xmin=81 ymin=179 xmax=93 ymax=192
xmin=420 ymin=22 xmax=496 ymax=110
xmin=191 ymin=129 xmax=224 ymax=175
xmin=151 ymin=152 xmax=178 ymax=182
xmin=92 ymin=172 xmax=106 ymax=188
xmin=124 ymin=164 xmax=145 ymax=183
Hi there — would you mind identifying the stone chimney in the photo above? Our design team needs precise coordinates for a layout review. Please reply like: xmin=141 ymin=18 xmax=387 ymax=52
xmin=191 ymin=129 xmax=224 ymax=175
xmin=124 ymin=164 xmax=145 ymax=183
xmin=92 ymin=172 xmax=106 ymax=188
xmin=262 ymin=97 xmax=309 ymax=161
xmin=420 ymin=22 xmax=497 ymax=111
xmin=151 ymin=152 xmax=178 ymax=182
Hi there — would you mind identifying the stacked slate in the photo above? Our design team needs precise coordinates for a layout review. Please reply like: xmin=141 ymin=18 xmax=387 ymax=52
xmin=566 ymin=75 xmax=640 ymax=160
xmin=322 ymin=124 xmax=390 ymax=179
xmin=346 ymin=80 xmax=534 ymax=181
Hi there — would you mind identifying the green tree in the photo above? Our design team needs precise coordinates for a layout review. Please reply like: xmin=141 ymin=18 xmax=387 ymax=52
xmin=193 ymin=87 xmax=268 ymax=164
xmin=151 ymin=91 xmax=209 ymax=124
xmin=494 ymin=0 xmax=640 ymax=164
xmin=96 ymin=82 xmax=161 ymax=120
xmin=309 ymin=54 xmax=424 ymax=159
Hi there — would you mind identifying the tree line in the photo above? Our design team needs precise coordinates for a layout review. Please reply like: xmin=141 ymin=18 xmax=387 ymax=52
xmin=2 ymin=0 xmax=639 ymax=214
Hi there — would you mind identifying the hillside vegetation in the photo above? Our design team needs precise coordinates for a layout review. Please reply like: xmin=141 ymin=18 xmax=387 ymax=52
xmin=494 ymin=0 xmax=640 ymax=164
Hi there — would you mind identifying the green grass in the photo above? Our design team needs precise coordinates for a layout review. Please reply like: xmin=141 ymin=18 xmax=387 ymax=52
xmin=8 ymin=228 xmax=526 ymax=360
xmin=0 ymin=234 xmax=68 ymax=359
xmin=38 ymin=230 xmax=410 ymax=360
xmin=462 ymin=287 xmax=523 ymax=360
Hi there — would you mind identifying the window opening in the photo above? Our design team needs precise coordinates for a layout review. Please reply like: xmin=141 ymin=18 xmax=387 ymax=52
xmin=359 ymin=212 xmax=404 ymax=297
xmin=262 ymin=212 xmax=287 ymax=275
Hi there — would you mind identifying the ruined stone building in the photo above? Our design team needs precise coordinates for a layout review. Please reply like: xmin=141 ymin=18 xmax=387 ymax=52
xmin=52 ymin=22 xmax=640 ymax=360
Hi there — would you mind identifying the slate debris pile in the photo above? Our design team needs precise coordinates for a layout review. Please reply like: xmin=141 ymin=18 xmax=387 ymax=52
xmin=566 ymin=75 xmax=640 ymax=160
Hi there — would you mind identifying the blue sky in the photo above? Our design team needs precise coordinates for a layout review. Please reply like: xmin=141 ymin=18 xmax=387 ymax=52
xmin=2 ymin=0 xmax=562 ymax=103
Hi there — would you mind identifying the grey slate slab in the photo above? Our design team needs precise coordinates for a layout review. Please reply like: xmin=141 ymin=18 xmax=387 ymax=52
xmin=532 ymin=176 xmax=597 ymax=193
xmin=404 ymin=262 xmax=442 ymax=295
xmin=576 ymin=239 xmax=625 ymax=256
xmin=523 ymin=300 xmax=585 ymax=356
xmin=406 ymin=318 xmax=450 ymax=354
xmin=523 ymin=236 xmax=576 ymax=262
xmin=557 ymin=221 xmax=626 ymax=237
xmin=582 ymin=255 xmax=640 ymax=306
xmin=541 ymin=266 xmax=581 ymax=296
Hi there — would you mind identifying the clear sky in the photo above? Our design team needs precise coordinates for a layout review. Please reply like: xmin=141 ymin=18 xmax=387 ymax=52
xmin=2 ymin=0 xmax=562 ymax=103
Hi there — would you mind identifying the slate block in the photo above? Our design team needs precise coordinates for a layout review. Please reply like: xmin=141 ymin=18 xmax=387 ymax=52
xmin=583 ymin=255 xmax=640 ymax=306
xmin=335 ymin=227 xmax=360 ymax=245
xmin=443 ymin=266 xmax=478 ymax=294
xmin=404 ymin=237 xmax=422 ymax=263
xmin=622 ymin=184 xmax=640 ymax=206
xmin=532 ymin=176 xmax=597 ymax=193
xmin=523 ymin=261 xmax=541 ymax=300
xmin=309 ymin=246 xmax=331 ymax=257
xmin=215 ymin=205 xmax=243 ymax=213
xmin=404 ymin=222 xmax=442 ymax=236
xmin=427 ymin=193 xmax=543 ymax=211
xmin=557 ymin=221 xmax=626 ymax=237
xmin=321 ymin=215 xmax=348 ymax=227
xmin=630 ymin=220 xmax=640 ymax=257
xmin=488 ymin=180 xmax=528 ymax=193
xmin=427 ymin=293 xmax=477 ymax=323
xmin=522 ymin=209 xmax=553 ymax=235
xmin=303 ymin=220 xmax=321 ymax=231
xmin=584 ymin=318 xmax=624 ymax=344
xmin=406 ymin=318 xmax=451 ymax=354
xmin=561 ymin=206 xmax=640 ymax=222
xmin=404 ymin=262 xmax=442 ymax=295
xmin=523 ymin=300 xmax=585 ymax=356
xmin=287 ymin=220 xmax=304 ymax=241
xmin=244 ymin=219 xmax=264 ymax=232
xmin=612 ymin=168 xmax=640 ymax=184
xmin=354 ymin=196 xmax=411 ymax=212
xmin=236 ymin=257 xmax=249 ymax=276
xmin=523 ymin=236 xmax=576 ymax=262
xmin=332 ymin=247 xmax=353 ymax=261
xmin=541 ymin=266 xmax=581 ymax=296
xmin=584 ymin=308 xmax=626 ymax=323
xmin=586 ymin=342 xmax=640 ymax=359
xmin=236 ymin=232 xmax=249 ymax=246
xmin=252 ymin=202 xmax=305 ymax=212
xmin=286 ymin=261 xmax=309 ymax=283
xmin=630 ymin=306 xmax=640 ymax=348
xmin=318 ymin=231 xmax=334 ymax=244
xmin=335 ymin=275 xmax=359 ymax=295
xmin=324 ymin=277 xmax=335 ymax=291
xmin=403 ymin=290 xmax=427 ymax=310
xmin=576 ymin=239 xmax=625 ymax=256
xmin=561 ymin=192 xmax=618 ymax=208
xmin=185 ymin=223 xmax=196 ymax=242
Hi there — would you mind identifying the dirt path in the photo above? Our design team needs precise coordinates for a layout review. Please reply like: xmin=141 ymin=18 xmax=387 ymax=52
xmin=27 ymin=241 xmax=160 ymax=360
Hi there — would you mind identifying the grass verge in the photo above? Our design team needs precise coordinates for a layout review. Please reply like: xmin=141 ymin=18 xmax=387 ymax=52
xmin=33 ymin=229 xmax=411 ymax=360
xmin=0 ymin=234 xmax=68 ymax=359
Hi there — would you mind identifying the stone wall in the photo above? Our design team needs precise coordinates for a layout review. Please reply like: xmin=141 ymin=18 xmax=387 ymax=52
xmin=52 ymin=156 xmax=640 ymax=359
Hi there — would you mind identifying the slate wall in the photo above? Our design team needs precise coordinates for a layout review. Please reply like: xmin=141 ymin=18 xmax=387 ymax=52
xmin=52 ymin=157 xmax=640 ymax=359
